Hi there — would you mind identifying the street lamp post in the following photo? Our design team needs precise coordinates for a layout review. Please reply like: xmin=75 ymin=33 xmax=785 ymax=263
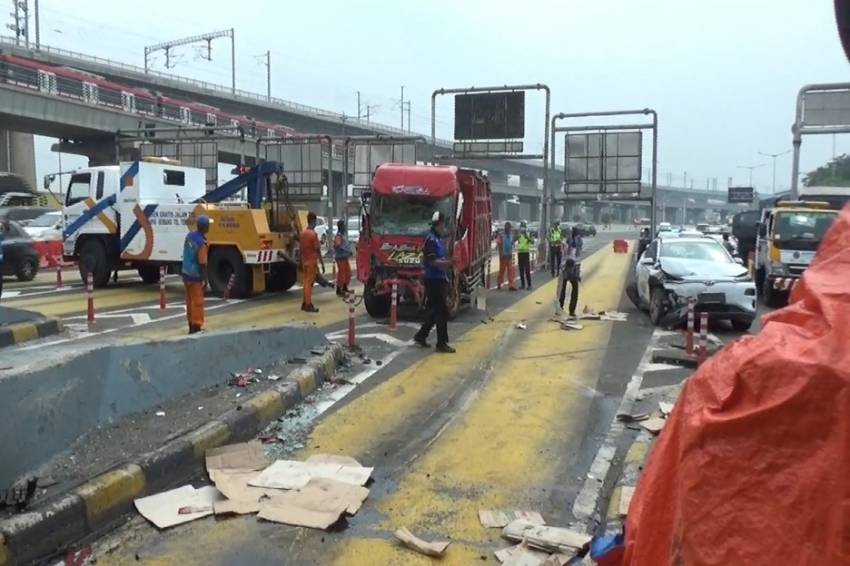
xmin=758 ymin=150 xmax=791 ymax=194
xmin=736 ymin=163 xmax=766 ymax=188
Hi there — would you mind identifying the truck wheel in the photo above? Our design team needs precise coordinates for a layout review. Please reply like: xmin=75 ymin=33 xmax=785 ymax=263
xmin=731 ymin=317 xmax=754 ymax=331
xmin=755 ymin=267 xmax=765 ymax=293
xmin=364 ymin=282 xmax=390 ymax=318
xmin=78 ymin=239 xmax=111 ymax=288
xmin=763 ymin=280 xmax=785 ymax=308
xmin=208 ymin=247 xmax=250 ymax=298
xmin=138 ymin=264 xmax=160 ymax=284
xmin=16 ymin=256 xmax=38 ymax=282
xmin=267 ymin=263 xmax=297 ymax=292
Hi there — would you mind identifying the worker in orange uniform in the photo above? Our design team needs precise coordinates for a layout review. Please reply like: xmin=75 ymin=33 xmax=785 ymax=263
xmin=300 ymin=212 xmax=322 ymax=313
xmin=496 ymin=221 xmax=517 ymax=291
xmin=182 ymin=214 xmax=212 ymax=334
xmin=334 ymin=219 xmax=352 ymax=297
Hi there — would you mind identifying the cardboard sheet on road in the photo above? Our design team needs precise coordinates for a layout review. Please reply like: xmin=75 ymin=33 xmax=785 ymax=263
xmin=134 ymin=485 xmax=224 ymax=529
xmin=249 ymin=458 xmax=373 ymax=490
xmin=639 ymin=417 xmax=666 ymax=434
xmin=503 ymin=520 xmax=589 ymax=554
xmin=205 ymin=441 xmax=267 ymax=472
xmin=209 ymin=469 xmax=276 ymax=503
xmin=479 ymin=509 xmax=545 ymax=528
xmin=394 ymin=526 xmax=451 ymax=557
xmin=213 ymin=498 xmax=261 ymax=515
xmin=258 ymin=478 xmax=369 ymax=529
xmin=495 ymin=542 xmax=550 ymax=564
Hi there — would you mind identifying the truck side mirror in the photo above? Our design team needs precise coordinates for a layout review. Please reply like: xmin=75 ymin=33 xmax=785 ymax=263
xmin=43 ymin=175 xmax=54 ymax=190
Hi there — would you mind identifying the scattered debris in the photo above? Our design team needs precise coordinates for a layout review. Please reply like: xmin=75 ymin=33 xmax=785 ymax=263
xmin=289 ymin=356 xmax=308 ymax=364
xmin=516 ymin=322 xmax=528 ymax=330
xmin=134 ymin=485 xmax=223 ymax=529
xmin=310 ymin=347 xmax=327 ymax=356
xmin=560 ymin=321 xmax=583 ymax=331
xmin=639 ymin=417 xmax=666 ymax=434
xmin=494 ymin=541 xmax=550 ymax=564
xmin=0 ymin=478 xmax=37 ymax=510
xmin=658 ymin=401 xmax=674 ymax=416
xmin=253 ymin=368 xmax=263 ymax=375
xmin=155 ymin=411 xmax=166 ymax=417
xmin=229 ymin=376 xmax=250 ymax=388
xmin=258 ymin=477 xmax=369 ymax=529
xmin=619 ymin=486 xmax=635 ymax=516
xmin=394 ymin=526 xmax=451 ymax=557
xmin=268 ymin=374 xmax=281 ymax=381
xmin=206 ymin=441 xmax=267 ymax=472
xmin=250 ymin=456 xmax=373 ymax=490
xmin=502 ymin=520 xmax=590 ymax=555
xmin=616 ymin=412 xmax=649 ymax=423
xmin=64 ymin=544 xmax=92 ymax=566
xmin=213 ymin=498 xmax=261 ymax=516
xmin=37 ymin=476 xmax=58 ymax=489
xmin=599 ymin=311 xmax=629 ymax=322
xmin=479 ymin=509 xmax=545 ymax=528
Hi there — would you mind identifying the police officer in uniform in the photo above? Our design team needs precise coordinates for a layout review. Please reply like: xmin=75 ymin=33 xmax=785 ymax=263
xmin=549 ymin=222 xmax=563 ymax=277
xmin=517 ymin=221 xmax=534 ymax=290
xmin=413 ymin=211 xmax=455 ymax=354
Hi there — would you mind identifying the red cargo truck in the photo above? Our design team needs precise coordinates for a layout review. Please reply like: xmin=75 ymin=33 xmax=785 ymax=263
xmin=356 ymin=164 xmax=492 ymax=318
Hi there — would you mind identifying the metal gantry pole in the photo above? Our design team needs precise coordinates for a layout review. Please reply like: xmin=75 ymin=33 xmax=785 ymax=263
xmin=34 ymin=0 xmax=39 ymax=48
xmin=230 ymin=28 xmax=236 ymax=95
xmin=265 ymin=50 xmax=270 ymax=101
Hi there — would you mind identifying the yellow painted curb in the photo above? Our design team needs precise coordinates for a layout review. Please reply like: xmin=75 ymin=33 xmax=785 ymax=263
xmin=296 ymin=370 xmax=318 ymax=398
xmin=606 ymin=485 xmax=623 ymax=520
xmin=625 ymin=440 xmax=649 ymax=465
xmin=188 ymin=421 xmax=231 ymax=459
xmin=246 ymin=390 xmax=284 ymax=424
xmin=10 ymin=323 xmax=38 ymax=344
xmin=76 ymin=464 xmax=145 ymax=525
xmin=0 ymin=532 xmax=8 ymax=566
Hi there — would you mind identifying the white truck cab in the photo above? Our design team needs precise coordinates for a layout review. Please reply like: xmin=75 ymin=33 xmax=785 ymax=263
xmin=63 ymin=158 xmax=208 ymax=286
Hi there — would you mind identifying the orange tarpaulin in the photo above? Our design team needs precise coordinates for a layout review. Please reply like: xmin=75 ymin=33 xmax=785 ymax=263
xmin=623 ymin=205 xmax=850 ymax=565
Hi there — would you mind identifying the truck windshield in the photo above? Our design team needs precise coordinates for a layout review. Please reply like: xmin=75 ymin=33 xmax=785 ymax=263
xmin=371 ymin=194 xmax=454 ymax=236
xmin=774 ymin=211 xmax=836 ymax=243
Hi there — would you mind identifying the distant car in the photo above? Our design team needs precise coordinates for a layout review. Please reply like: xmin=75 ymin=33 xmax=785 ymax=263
xmin=634 ymin=235 xmax=755 ymax=330
xmin=696 ymin=223 xmax=710 ymax=233
xmin=23 ymin=210 xmax=63 ymax=241
xmin=0 ymin=206 xmax=53 ymax=226
xmin=313 ymin=215 xmax=330 ymax=247
xmin=657 ymin=222 xmax=672 ymax=234
xmin=576 ymin=223 xmax=596 ymax=237
xmin=1 ymin=219 xmax=40 ymax=281
xmin=347 ymin=217 xmax=361 ymax=244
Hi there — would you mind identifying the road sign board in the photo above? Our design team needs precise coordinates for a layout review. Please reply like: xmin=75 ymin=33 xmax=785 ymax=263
xmin=727 ymin=186 xmax=754 ymax=203
xmin=801 ymin=89 xmax=850 ymax=127
xmin=454 ymin=92 xmax=525 ymax=140
xmin=564 ymin=131 xmax=642 ymax=195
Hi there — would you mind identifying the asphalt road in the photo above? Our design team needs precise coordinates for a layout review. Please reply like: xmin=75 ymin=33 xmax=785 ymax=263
xmin=0 ymin=231 xmax=777 ymax=564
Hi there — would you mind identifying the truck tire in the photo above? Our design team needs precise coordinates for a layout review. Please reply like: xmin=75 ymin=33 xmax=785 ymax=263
xmin=763 ymin=280 xmax=785 ymax=308
xmin=208 ymin=246 xmax=250 ymax=298
xmin=16 ymin=255 xmax=38 ymax=282
xmin=267 ymin=263 xmax=298 ymax=292
xmin=138 ymin=264 xmax=160 ymax=284
xmin=364 ymin=281 xmax=390 ymax=318
xmin=731 ymin=317 xmax=754 ymax=331
xmin=78 ymin=239 xmax=111 ymax=288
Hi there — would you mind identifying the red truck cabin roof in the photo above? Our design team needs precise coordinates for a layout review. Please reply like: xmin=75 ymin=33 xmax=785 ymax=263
xmin=372 ymin=164 xmax=460 ymax=199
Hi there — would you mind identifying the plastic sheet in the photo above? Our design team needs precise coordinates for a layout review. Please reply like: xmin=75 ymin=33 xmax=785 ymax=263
xmin=623 ymin=205 xmax=850 ymax=565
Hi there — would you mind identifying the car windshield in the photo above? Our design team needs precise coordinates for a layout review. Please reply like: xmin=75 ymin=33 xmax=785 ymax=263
xmin=774 ymin=211 xmax=836 ymax=241
xmin=660 ymin=240 xmax=733 ymax=263
xmin=28 ymin=213 xmax=61 ymax=227
xmin=371 ymin=194 xmax=454 ymax=236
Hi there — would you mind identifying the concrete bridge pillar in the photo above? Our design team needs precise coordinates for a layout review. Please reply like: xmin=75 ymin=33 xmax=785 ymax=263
xmin=0 ymin=130 xmax=37 ymax=191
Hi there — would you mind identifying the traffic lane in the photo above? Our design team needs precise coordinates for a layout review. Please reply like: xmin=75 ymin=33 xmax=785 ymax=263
xmin=94 ymin=238 xmax=643 ymax=565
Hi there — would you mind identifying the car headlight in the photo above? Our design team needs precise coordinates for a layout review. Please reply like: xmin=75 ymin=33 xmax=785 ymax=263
xmin=769 ymin=261 xmax=788 ymax=275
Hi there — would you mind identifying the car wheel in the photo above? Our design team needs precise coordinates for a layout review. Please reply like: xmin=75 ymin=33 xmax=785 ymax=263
xmin=649 ymin=286 xmax=666 ymax=325
xmin=731 ymin=318 xmax=753 ymax=331
xmin=16 ymin=256 xmax=38 ymax=281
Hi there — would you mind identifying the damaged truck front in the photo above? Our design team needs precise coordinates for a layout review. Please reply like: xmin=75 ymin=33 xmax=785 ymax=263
xmin=633 ymin=234 xmax=756 ymax=330
xmin=356 ymin=164 xmax=492 ymax=319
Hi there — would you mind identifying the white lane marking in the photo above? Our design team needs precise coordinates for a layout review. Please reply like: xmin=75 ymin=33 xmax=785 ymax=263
xmin=325 ymin=330 xmax=412 ymax=348
xmin=65 ymin=313 xmax=152 ymax=325
xmin=572 ymin=329 xmax=661 ymax=523
xmin=313 ymin=344 xmax=405 ymax=416
xmin=1 ymin=290 xmax=22 ymax=298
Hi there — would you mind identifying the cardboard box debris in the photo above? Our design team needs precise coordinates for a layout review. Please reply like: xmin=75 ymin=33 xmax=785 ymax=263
xmin=502 ymin=520 xmax=590 ymax=554
xmin=305 ymin=453 xmax=363 ymax=467
xmin=658 ymin=401 xmax=674 ymax=416
xmin=250 ymin=459 xmax=373 ymax=490
xmin=257 ymin=477 xmax=369 ymax=529
xmin=599 ymin=311 xmax=629 ymax=322
xmin=479 ymin=509 xmax=545 ymax=528
xmin=393 ymin=526 xmax=451 ymax=557
xmin=209 ymin=469 xmax=276 ymax=503
xmin=640 ymin=417 xmax=666 ymax=434
xmin=134 ymin=485 xmax=224 ymax=529
xmin=495 ymin=542 xmax=550 ymax=564
xmin=206 ymin=441 xmax=267 ymax=472
xmin=213 ymin=498 xmax=261 ymax=516
xmin=619 ymin=486 xmax=635 ymax=516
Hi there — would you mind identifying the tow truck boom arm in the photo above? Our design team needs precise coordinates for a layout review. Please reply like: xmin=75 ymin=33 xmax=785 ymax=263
xmin=194 ymin=161 xmax=281 ymax=208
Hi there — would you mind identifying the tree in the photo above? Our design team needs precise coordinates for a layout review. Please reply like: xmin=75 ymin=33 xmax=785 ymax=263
xmin=804 ymin=153 xmax=850 ymax=186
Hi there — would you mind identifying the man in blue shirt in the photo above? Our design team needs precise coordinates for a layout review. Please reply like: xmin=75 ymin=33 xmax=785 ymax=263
xmin=413 ymin=211 xmax=455 ymax=353
xmin=182 ymin=215 xmax=212 ymax=334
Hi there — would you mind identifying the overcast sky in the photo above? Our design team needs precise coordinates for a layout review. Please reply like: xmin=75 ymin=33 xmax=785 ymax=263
xmin=29 ymin=0 xmax=850 ymax=193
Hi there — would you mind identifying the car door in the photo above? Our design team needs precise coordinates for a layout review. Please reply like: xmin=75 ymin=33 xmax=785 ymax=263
xmin=637 ymin=239 xmax=659 ymax=303
xmin=62 ymin=172 xmax=93 ymax=256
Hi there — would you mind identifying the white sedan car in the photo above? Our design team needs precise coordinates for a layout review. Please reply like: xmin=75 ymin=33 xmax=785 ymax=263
xmin=635 ymin=235 xmax=756 ymax=330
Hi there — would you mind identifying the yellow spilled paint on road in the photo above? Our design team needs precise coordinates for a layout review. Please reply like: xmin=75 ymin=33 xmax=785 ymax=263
xmin=321 ymin=246 xmax=631 ymax=564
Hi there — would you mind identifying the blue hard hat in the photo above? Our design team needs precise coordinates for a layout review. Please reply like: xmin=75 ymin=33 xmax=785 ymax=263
xmin=197 ymin=215 xmax=211 ymax=229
